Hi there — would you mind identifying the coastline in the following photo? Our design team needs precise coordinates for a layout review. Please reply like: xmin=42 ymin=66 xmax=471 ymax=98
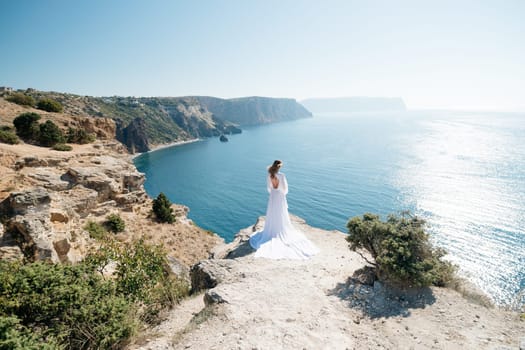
xmin=131 ymin=138 xmax=200 ymax=159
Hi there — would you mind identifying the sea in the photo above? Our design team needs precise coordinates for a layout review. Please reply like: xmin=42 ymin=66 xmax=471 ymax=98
xmin=134 ymin=110 xmax=525 ymax=307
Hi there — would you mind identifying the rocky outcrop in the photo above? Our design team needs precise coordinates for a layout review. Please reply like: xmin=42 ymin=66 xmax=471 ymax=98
xmin=0 ymin=139 xmax=222 ymax=266
xmin=190 ymin=259 xmax=240 ymax=294
xmin=138 ymin=217 xmax=525 ymax=350
xmin=115 ymin=117 xmax=150 ymax=153
xmin=1 ymin=188 xmax=57 ymax=261
xmin=195 ymin=96 xmax=313 ymax=126
xmin=0 ymin=141 xmax=148 ymax=262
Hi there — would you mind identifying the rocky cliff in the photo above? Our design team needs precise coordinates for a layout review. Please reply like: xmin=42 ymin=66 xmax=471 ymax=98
xmin=0 ymin=137 xmax=221 ymax=267
xmin=194 ymin=96 xmax=313 ymax=126
xmin=7 ymin=89 xmax=309 ymax=153
xmin=301 ymin=97 xmax=407 ymax=114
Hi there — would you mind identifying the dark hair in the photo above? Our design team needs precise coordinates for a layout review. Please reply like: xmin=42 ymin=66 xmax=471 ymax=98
xmin=268 ymin=160 xmax=282 ymax=178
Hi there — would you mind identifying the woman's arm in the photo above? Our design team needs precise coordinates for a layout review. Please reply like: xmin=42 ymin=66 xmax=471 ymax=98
xmin=281 ymin=173 xmax=288 ymax=195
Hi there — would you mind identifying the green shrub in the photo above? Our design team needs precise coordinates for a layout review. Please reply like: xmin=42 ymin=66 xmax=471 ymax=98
xmin=85 ymin=239 xmax=189 ymax=322
xmin=346 ymin=212 xmax=456 ymax=288
xmin=39 ymin=120 xmax=65 ymax=146
xmin=0 ymin=240 xmax=188 ymax=349
xmin=85 ymin=221 xmax=107 ymax=240
xmin=67 ymin=127 xmax=96 ymax=144
xmin=52 ymin=143 xmax=72 ymax=151
xmin=13 ymin=112 xmax=41 ymax=140
xmin=37 ymin=98 xmax=63 ymax=113
xmin=152 ymin=192 xmax=175 ymax=223
xmin=0 ymin=315 xmax=62 ymax=350
xmin=0 ymin=129 xmax=19 ymax=144
xmin=5 ymin=93 xmax=35 ymax=107
xmin=0 ymin=261 xmax=137 ymax=350
xmin=105 ymin=214 xmax=125 ymax=233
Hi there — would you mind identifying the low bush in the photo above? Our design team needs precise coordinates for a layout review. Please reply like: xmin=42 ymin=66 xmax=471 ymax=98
xmin=0 ymin=129 xmax=19 ymax=144
xmin=346 ymin=212 xmax=456 ymax=288
xmin=13 ymin=112 xmax=41 ymax=140
xmin=0 ymin=240 xmax=188 ymax=349
xmin=5 ymin=93 xmax=35 ymax=107
xmin=39 ymin=120 xmax=65 ymax=147
xmin=152 ymin=192 xmax=175 ymax=223
xmin=85 ymin=239 xmax=189 ymax=322
xmin=52 ymin=143 xmax=72 ymax=151
xmin=0 ymin=260 xmax=137 ymax=350
xmin=37 ymin=98 xmax=63 ymax=113
xmin=105 ymin=213 xmax=125 ymax=233
xmin=67 ymin=127 xmax=96 ymax=144
xmin=84 ymin=221 xmax=107 ymax=240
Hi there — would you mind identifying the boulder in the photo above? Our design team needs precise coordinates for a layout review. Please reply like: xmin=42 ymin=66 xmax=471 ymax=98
xmin=204 ymin=290 xmax=228 ymax=305
xmin=7 ymin=214 xmax=57 ymax=261
xmin=53 ymin=238 xmax=71 ymax=262
xmin=190 ymin=259 xmax=238 ymax=293
xmin=168 ymin=256 xmax=191 ymax=285
xmin=50 ymin=210 xmax=69 ymax=223
xmin=351 ymin=266 xmax=377 ymax=286
xmin=65 ymin=167 xmax=120 ymax=201
xmin=27 ymin=169 xmax=70 ymax=191
xmin=0 ymin=187 xmax=51 ymax=216
xmin=123 ymin=172 xmax=145 ymax=192
xmin=65 ymin=186 xmax=99 ymax=217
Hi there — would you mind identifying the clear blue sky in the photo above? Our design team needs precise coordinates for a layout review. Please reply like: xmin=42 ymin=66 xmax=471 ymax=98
xmin=1 ymin=0 xmax=523 ymax=111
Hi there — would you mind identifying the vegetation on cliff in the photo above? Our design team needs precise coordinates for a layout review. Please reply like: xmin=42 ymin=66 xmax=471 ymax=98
xmin=346 ymin=212 xmax=456 ymax=288
xmin=0 ymin=239 xmax=188 ymax=350
xmin=5 ymin=93 xmax=35 ymax=107
xmin=8 ymin=111 xmax=96 ymax=149
xmin=153 ymin=192 xmax=175 ymax=223
xmin=0 ymin=126 xmax=18 ymax=145
xmin=36 ymin=98 xmax=63 ymax=113
xmin=4 ymin=89 xmax=311 ymax=153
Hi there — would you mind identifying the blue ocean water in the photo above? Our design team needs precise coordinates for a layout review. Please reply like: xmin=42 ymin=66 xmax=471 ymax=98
xmin=134 ymin=111 xmax=525 ymax=306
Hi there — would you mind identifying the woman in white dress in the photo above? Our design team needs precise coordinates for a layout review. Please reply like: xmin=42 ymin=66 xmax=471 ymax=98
xmin=249 ymin=160 xmax=319 ymax=259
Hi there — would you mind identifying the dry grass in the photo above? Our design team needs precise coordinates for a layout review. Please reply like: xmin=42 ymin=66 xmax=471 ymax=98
xmin=446 ymin=277 xmax=494 ymax=308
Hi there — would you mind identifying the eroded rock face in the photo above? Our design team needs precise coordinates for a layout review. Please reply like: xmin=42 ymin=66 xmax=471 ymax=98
xmin=1 ymin=187 xmax=51 ymax=216
xmin=0 ymin=222 xmax=24 ymax=261
xmin=0 ymin=141 xmax=148 ymax=262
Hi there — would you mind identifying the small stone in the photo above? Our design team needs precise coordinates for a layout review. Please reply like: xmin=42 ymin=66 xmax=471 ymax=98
xmin=520 ymin=337 xmax=525 ymax=350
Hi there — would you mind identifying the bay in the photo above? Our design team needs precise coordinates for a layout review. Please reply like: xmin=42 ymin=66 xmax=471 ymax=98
xmin=134 ymin=110 xmax=525 ymax=306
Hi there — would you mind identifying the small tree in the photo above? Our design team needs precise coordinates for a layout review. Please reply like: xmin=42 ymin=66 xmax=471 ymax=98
xmin=52 ymin=143 xmax=72 ymax=151
xmin=105 ymin=213 xmax=125 ymax=233
xmin=152 ymin=192 xmax=175 ymax=223
xmin=0 ymin=129 xmax=19 ymax=144
xmin=37 ymin=98 xmax=63 ymax=113
xmin=5 ymin=92 xmax=35 ymax=107
xmin=13 ymin=112 xmax=41 ymax=140
xmin=347 ymin=212 xmax=456 ymax=288
xmin=39 ymin=120 xmax=65 ymax=146
xmin=67 ymin=127 xmax=96 ymax=144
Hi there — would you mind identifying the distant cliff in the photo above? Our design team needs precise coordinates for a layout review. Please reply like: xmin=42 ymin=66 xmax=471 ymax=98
xmin=301 ymin=97 xmax=407 ymax=114
xmin=14 ymin=90 xmax=310 ymax=153
xmin=194 ymin=96 xmax=312 ymax=126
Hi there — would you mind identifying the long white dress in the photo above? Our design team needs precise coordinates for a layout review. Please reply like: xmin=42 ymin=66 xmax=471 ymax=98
xmin=249 ymin=172 xmax=319 ymax=259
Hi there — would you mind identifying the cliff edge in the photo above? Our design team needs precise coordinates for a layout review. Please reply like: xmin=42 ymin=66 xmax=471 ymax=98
xmin=130 ymin=216 xmax=524 ymax=350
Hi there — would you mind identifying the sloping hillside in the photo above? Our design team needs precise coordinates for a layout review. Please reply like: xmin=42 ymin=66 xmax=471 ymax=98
xmin=2 ymin=89 xmax=312 ymax=152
